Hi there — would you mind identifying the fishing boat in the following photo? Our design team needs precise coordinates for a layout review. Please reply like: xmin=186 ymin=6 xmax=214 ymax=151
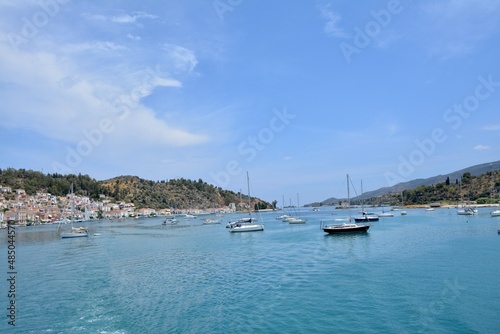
xmin=229 ymin=172 xmax=264 ymax=233
xmin=322 ymin=174 xmax=370 ymax=234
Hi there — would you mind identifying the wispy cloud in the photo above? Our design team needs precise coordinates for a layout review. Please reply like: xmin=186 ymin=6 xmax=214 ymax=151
xmin=63 ymin=41 xmax=127 ymax=53
xmin=482 ymin=124 xmax=500 ymax=131
xmin=163 ymin=44 xmax=198 ymax=73
xmin=111 ymin=11 xmax=157 ymax=24
xmin=385 ymin=122 xmax=400 ymax=137
xmin=127 ymin=33 xmax=141 ymax=41
xmin=83 ymin=11 xmax=158 ymax=24
xmin=474 ymin=144 xmax=491 ymax=151
xmin=318 ymin=4 xmax=348 ymax=38
xmin=419 ymin=0 xmax=500 ymax=59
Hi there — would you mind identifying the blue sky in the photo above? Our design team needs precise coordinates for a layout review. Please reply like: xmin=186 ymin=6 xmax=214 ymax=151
xmin=1 ymin=0 xmax=499 ymax=205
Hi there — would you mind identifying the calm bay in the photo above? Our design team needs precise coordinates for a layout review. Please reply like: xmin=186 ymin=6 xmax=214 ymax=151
xmin=1 ymin=207 xmax=500 ymax=333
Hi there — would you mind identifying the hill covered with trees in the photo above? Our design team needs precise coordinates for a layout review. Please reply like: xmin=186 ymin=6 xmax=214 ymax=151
xmin=355 ymin=170 xmax=500 ymax=207
xmin=0 ymin=168 xmax=272 ymax=210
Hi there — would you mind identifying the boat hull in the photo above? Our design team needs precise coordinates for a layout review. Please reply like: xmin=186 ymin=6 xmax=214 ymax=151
xmin=287 ymin=218 xmax=307 ymax=224
xmin=61 ymin=233 xmax=88 ymax=238
xmin=323 ymin=224 xmax=370 ymax=234
xmin=354 ymin=216 xmax=378 ymax=222
xmin=229 ymin=224 xmax=264 ymax=233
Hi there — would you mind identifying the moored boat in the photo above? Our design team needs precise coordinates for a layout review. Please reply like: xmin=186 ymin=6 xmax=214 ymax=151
xmin=354 ymin=212 xmax=379 ymax=222
xmin=457 ymin=207 xmax=477 ymax=215
xmin=322 ymin=222 xmax=370 ymax=234
xmin=61 ymin=226 xmax=89 ymax=238
xmin=229 ymin=172 xmax=264 ymax=233
xmin=203 ymin=218 xmax=221 ymax=225
xmin=322 ymin=174 xmax=370 ymax=234
xmin=60 ymin=184 xmax=89 ymax=238
xmin=490 ymin=209 xmax=500 ymax=217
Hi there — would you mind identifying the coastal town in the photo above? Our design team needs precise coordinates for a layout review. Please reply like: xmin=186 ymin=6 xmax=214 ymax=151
xmin=0 ymin=184 xmax=239 ymax=228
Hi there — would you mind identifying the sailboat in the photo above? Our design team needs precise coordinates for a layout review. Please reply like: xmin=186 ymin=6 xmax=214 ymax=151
xmin=457 ymin=180 xmax=477 ymax=215
xmin=377 ymin=206 xmax=394 ymax=217
xmin=229 ymin=172 xmax=264 ymax=233
xmin=287 ymin=193 xmax=307 ymax=224
xmin=276 ymin=195 xmax=291 ymax=220
xmin=400 ymin=191 xmax=407 ymax=215
xmin=60 ymin=184 xmax=89 ymax=238
xmin=322 ymin=174 xmax=370 ymax=234
xmin=227 ymin=188 xmax=253 ymax=227
xmin=354 ymin=179 xmax=379 ymax=222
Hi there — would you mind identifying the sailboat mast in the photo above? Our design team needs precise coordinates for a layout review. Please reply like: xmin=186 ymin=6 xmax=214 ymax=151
xmin=347 ymin=174 xmax=350 ymax=208
xmin=246 ymin=172 xmax=251 ymax=214
xmin=296 ymin=193 xmax=300 ymax=218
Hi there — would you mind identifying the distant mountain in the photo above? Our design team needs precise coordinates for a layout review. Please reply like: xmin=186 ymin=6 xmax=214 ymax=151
xmin=361 ymin=160 xmax=500 ymax=199
xmin=316 ymin=197 xmax=340 ymax=206
xmin=316 ymin=160 xmax=500 ymax=204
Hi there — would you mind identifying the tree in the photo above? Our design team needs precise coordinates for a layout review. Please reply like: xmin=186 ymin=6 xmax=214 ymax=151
xmin=445 ymin=176 xmax=450 ymax=186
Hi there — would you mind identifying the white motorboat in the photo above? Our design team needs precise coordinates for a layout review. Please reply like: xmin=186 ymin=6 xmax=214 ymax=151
xmin=203 ymin=218 xmax=221 ymax=225
xmin=490 ymin=210 xmax=500 ymax=217
xmin=61 ymin=226 xmax=89 ymax=238
xmin=287 ymin=217 xmax=307 ymax=224
xmin=163 ymin=218 xmax=178 ymax=225
xmin=377 ymin=211 xmax=394 ymax=217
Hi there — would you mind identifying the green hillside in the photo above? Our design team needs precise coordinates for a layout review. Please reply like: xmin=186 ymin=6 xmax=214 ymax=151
xmin=0 ymin=168 xmax=271 ymax=210
xmin=357 ymin=170 xmax=500 ymax=207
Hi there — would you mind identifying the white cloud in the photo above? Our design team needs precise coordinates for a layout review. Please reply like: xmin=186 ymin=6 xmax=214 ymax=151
xmin=127 ymin=33 xmax=141 ymax=41
xmin=62 ymin=41 xmax=127 ymax=53
xmin=163 ymin=44 xmax=198 ymax=73
xmin=83 ymin=11 xmax=157 ymax=24
xmin=0 ymin=37 xmax=206 ymax=151
xmin=111 ymin=12 xmax=157 ymax=24
xmin=482 ymin=124 xmax=500 ymax=131
xmin=318 ymin=4 xmax=348 ymax=39
xmin=474 ymin=145 xmax=490 ymax=150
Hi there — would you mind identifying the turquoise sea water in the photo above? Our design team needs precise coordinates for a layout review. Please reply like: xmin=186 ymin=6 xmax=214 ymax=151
xmin=1 ymin=207 xmax=500 ymax=333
